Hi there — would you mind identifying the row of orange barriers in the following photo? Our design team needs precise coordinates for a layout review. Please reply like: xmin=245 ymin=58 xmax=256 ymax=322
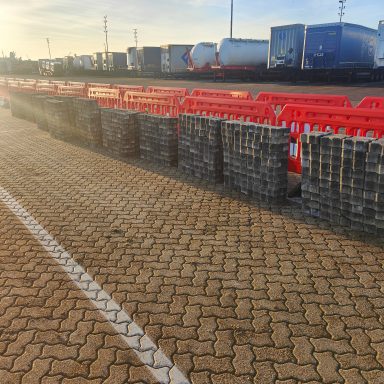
xmin=2 ymin=77 xmax=384 ymax=174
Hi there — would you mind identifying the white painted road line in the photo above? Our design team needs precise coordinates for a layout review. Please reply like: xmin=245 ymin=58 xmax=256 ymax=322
xmin=0 ymin=186 xmax=190 ymax=384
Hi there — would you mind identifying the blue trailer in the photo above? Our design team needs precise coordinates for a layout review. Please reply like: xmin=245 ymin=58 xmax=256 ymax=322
xmin=269 ymin=24 xmax=305 ymax=69
xmin=303 ymin=22 xmax=377 ymax=70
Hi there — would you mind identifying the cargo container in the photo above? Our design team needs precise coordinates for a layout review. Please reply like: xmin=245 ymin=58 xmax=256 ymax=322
xmin=73 ymin=55 xmax=93 ymax=71
xmin=136 ymin=47 xmax=161 ymax=72
xmin=303 ymin=22 xmax=377 ymax=70
xmin=268 ymin=24 xmax=305 ymax=69
xmin=93 ymin=52 xmax=103 ymax=70
xmin=374 ymin=20 xmax=384 ymax=68
xmin=127 ymin=47 xmax=138 ymax=69
xmin=217 ymin=38 xmax=269 ymax=67
xmin=188 ymin=42 xmax=217 ymax=71
xmin=108 ymin=52 xmax=127 ymax=71
xmin=161 ymin=44 xmax=193 ymax=73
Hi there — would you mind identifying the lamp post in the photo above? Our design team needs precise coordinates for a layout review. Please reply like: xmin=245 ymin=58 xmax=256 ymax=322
xmin=338 ymin=0 xmax=346 ymax=23
xmin=230 ymin=0 xmax=233 ymax=38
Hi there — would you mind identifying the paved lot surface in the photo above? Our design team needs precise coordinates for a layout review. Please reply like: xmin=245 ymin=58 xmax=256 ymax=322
xmin=5 ymin=74 xmax=384 ymax=104
xmin=0 ymin=108 xmax=384 ymax=383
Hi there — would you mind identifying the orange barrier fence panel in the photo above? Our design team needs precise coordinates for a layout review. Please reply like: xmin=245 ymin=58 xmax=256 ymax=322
xmin=50 ymin=81 xmax=67 ymax=86
xmin=87 ymin=83 xmax=111 ymax=89
xmin=256 ymin=92 xmax=352 ymax=113
xmin=191 ymin=88 xmax=252 ymax=100
xmin=0 ymin=82 xmax=9 ymax=99
xmin=123 ymin=92 xmax=180 ymax=117
xmin=67 ymin=81 xmax=86 ymax=87
xmin=113 ymin=85 xmax=145 ymax=107
xmin=277 ymin=104 xmax=384 ymax=173
xmin=36 ymin=83 xmax=57 ymax=95
xmin=180 ymin=97 xmax=276 ymax=125
xmin=88 ymin=88 xmax=121 ymax=108
xmin=356 ymin=97 xmax=384 ymax=109
xmin=146 ymin=86 xmax=189 ymax=97
xmin=57 ymin=85 xmax=87 ymax=97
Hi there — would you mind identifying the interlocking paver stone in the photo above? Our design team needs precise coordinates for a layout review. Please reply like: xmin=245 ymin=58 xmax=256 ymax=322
xmin=0 ymin=108 xmax=384 ymax=383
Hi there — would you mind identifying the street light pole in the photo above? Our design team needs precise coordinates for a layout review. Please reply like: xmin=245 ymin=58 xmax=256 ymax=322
xmin=104 ymin=15 xmax=109 ymax=71
xmin=230 ymin=0 xmax=233 ymax=38
xmin=338 ymin=0 xmax=346 ymax=23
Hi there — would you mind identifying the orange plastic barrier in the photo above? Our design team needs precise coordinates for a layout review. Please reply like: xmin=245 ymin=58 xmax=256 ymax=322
xmin=67 ymin=81 xmax=86 ymax=87
xmin=36 ymin=83 xmax=57 ymax=95
xmin=0 ymin=80 xmax=9 ymax=99
xmin=256 ymin=92 xmax=352 ymax=113
xmin=57 ymin=85 xmax=87 ymax=97
xmin=123 ymin=92 xmax=180 ymax=117
xmin=191 ymin=88 xmax=252 ymax=100
xmin=88 ymin=88 xmax=121 ymax=108
xmin=113 ymin=84 xmax=145 ymax=92
xmin=356 ymin=97 xmax=384 ymax=109
xmin=112 ymin=85 xmax=145 ymax=107
xmin=18 ymin=82 xmax=37 ymax=93
xmin=277 ymin=104 xmax=384 ymax=173
xmin=180 ymin=97 xmax=276 ymax=124
xmin=146 ymin=86 xmax=189 ymax=97
xmin=87 ymin=82 xmax=111 ymax=89
xmin=50 ymin=81 xmax=67 ymax=86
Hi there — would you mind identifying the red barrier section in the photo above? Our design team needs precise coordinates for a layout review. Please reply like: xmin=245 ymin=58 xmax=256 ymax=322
xmin=87 ymin=83 xmax=111 ymax=89
xmin=123 ymin=92 xmax=180 ymax=117
xmin=67 ymin=81 xmax=86 ymax=88
xmin=18 ymin=82 xmax=37 ymax=93
xmin=0 ymin=80 xmax=9 ymax=99
xmin=277 ymin=104 xmax=384 ymax=173
xmin=256 ymin=92 xmax=352 ymax=113
xmin=191 ymin=88 xmax=252 ymax=100
xmin=88 ymin=88 xmax=121 ymax=108
xmin=147 ymin=86 xmax=189 ymax=97
xmin=113 ymin=85 xmax=145 ymax=107
xmin=57 ymin=85 xmax=87 ymax=97
xmin=356 ymin=97 xmax=384 ymax=109
xmin=50 ymin=81 xmax=67 ymax=86
xmin=36 ymin=83 xmax=57 ymax=95
xmin=113 ymin=85 xmax=145 ymax=92
xmin=180 ymin=97 xmax=276 ymax=124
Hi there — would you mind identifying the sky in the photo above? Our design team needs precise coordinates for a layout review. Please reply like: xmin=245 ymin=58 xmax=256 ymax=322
xmin=0 ymin=0 xmax=383 ymax=60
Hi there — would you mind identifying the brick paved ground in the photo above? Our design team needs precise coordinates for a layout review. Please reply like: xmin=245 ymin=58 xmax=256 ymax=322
xmin=0 ymin=107 xmax=384 ymax=383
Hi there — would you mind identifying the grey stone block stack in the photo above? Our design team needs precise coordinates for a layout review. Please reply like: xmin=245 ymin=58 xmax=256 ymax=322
xmin=221 ymin=121 xmax=290 ymax=201
xmin=318 ymin=134 xmax=351 ymax=224
xmin=138 ymin=114 xmax=178 ymax=167
xmin=302 ymin=132 xmax=383 ymax=235
xmin=179 ymin=114 xmax=224 ymax=183
xmin=55 ymin=96 xmax=76 ymax=138
xmin=100 ymin=109 xmax=140 ymax=158
xmin=44 ymin=99 xmax=72 ymax=141
xmin=32 ymin=94 xmax=50 ymax=131
xmin=72 ymin=98 xmax=102 ymax=146
xmin=364 ymin=139 xmax=384 ymax=234
xmin=340 ymin=137 xmax=373 ymax=231
xmin=301 ymin=132 xmax=330 ymax=217
xmin=9 ymin=91 xmax=36 ymax=122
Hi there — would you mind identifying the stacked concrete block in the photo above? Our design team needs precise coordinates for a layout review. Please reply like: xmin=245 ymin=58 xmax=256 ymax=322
xmin=138 ymin=114 xmax=178 ymax=167
xmin=221 ymin=121 xmax=289 ymax=201
xmin=302 ymin=132 xmax=383 ymax=235
xmin=44 ymin=99 xmax=72 ymax=141
xmin=9 ymin=91 xmax=36 ymax=122
xmin=364 ymin=139 xmax=384 ymax=234
xmin=55 ymin=95 xmax=76 ymax=138
xmin=32 ymin=94 xmax=50 ymax=131
xmin=100 ymin=109 xmax=140 ymax=158
xmin=318 ymin=134 xmax=350 ymax=224
xmin=72 ymin=98 xmax=102 ymax=146
xmin=340 ymin=137 xmax=373 ymax=231
xmin=179 ymin=114 xmax=224 ymax=183
xmin=301 ymin=132 xmax=330 ymax=217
